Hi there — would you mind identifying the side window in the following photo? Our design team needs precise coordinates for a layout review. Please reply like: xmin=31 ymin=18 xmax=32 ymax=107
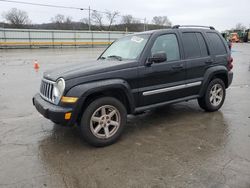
xmin=182 ymin=32 xmax=201 ymax=59
xmin=151 ymin=34 xmax=180 ymax=61
xmin=196 ymin=33 xmax=209 ymax=57
xmin=206 ymin=32 xmax=227 ymax=55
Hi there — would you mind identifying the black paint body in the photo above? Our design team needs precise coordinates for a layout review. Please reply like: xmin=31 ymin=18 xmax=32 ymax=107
xmin=33 ymin=28 xmax=233 ymax=126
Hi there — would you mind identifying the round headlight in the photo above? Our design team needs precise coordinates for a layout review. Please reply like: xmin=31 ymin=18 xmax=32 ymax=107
xmin=52 ymin=78 xmax=65 ymax=104
xmin=56 ymin=78 xmax=65 ymax=94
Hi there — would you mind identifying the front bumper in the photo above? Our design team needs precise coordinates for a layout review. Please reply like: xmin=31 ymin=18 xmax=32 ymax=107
xmin=32 ymin=93 xmax=73 ymax=126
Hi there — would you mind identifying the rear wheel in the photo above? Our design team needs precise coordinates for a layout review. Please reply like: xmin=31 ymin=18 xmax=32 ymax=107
xmin=80 ymin=97 xmax=127 ymax=147
xmin=198 ymin=78 xmax=226 ymax=112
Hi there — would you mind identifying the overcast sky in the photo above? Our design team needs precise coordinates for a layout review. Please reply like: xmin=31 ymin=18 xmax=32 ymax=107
xmin=0 ymin=0 xmax=249 ymax=31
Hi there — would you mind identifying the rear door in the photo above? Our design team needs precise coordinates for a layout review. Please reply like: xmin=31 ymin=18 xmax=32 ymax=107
xmin=205 ymin=32 xmax=228 ymax=66
xmin=180 ymin=31 xmax=212 ymax=96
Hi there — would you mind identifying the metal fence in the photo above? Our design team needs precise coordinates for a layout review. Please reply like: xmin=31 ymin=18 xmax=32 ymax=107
xmin=0 ymin=28 xmax=131 ymax=49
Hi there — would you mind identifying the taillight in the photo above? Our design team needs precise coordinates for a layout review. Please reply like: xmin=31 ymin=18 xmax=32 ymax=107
xmin=227 ymin=56 xmax=233 ymax=70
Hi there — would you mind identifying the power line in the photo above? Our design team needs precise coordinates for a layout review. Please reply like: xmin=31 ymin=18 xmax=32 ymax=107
xmin=0 ymin=0 xmax=118 ymax=15
xmin=0 ymin=0 xmax=145 ymax=19
xmin=0 ymin=0 xmax=147 ymax=30
xmin=0 ymin=0 xmax=88 ymax=10
xmin=0 ymin=0 xmax=99 ymax=31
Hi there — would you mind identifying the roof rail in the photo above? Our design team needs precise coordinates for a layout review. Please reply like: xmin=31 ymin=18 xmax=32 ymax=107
xmin=172 ymin=25 xmax=215 ymax=30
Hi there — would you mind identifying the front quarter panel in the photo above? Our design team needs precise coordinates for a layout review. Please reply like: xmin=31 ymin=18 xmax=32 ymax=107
xmin=65 ymin=79 xmax=136 ymax=121
xmin=66 ymin=79 xmax=133 ymax=99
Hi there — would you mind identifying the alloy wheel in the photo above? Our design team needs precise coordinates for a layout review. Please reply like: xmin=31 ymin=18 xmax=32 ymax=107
xmin=90 ymin=105 xmax=121 ymax=139
xmin=209 ymin=83 xmax=224 ymax=106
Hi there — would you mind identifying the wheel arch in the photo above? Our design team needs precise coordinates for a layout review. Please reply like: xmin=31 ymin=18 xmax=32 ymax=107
xmin=199 ymin=66 xmax=229 ymax=97
xmin=66 ymin=79 xmax=135 ymax=124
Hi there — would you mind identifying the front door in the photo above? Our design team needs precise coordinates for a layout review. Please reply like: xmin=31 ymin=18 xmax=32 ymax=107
xmin=137 ymin=33 xmax=186 ymax=107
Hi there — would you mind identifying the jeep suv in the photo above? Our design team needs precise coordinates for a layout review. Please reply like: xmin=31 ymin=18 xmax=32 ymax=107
xmin=33 ymin=25 xmax=233 ymax=147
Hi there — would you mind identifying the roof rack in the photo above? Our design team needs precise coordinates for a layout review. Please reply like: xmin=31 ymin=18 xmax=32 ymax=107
xmin=172 ymin=25 xmax=215 ymax=30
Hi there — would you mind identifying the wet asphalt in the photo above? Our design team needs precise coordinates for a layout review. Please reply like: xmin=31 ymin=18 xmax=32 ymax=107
xmin=0 ymin=44 xmax=250 ymax=188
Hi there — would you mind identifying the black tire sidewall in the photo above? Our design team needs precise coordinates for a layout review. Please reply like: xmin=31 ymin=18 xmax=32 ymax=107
xmin=198 ymin=97 xmax=206 ymax=110
xmin=80 ymin=97 xmax=127 ymax=147
xmin=204 ymin=78 xmax=226 ymax=112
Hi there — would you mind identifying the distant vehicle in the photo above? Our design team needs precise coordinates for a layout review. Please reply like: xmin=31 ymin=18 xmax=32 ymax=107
xmin=33 ymin=25 xmax=233 ymax=147
xmin=243 ymin=29 xmax=250 ymax=42
xmin=221 ymin=32 xmax=232 ymax=50
xmin=229 ymin=32 xmax=240 ymax=43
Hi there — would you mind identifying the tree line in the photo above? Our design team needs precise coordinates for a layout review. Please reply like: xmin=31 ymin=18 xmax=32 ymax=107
xmin=1 ymin=8 xmax=172 ymax=32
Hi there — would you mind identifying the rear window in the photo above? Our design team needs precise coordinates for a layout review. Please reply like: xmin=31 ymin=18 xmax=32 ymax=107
xmin=206 ymin=32 xmax=227 ymax=55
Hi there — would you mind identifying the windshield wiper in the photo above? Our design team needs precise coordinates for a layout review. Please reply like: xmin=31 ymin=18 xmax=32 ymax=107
xmin=107 ymin=55 xmax=122 ymax=61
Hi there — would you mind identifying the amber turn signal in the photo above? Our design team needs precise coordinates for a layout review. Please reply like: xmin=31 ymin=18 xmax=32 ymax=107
xmin=64 ymin=112 xmax=72 ymax=120
xmin=61 ymin=96 xmax=78 ymax=103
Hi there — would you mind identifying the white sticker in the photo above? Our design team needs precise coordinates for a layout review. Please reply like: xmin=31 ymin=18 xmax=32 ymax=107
xmin=131 ymin=36 xmax=144 ymax=43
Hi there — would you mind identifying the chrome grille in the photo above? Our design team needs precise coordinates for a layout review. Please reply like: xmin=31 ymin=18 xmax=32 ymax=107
xmin=40 ymin=79 xmax=55 ymax=102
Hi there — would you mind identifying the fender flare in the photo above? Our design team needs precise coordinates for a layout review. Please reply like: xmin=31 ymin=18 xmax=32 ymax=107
xmin=199 ymin=66 xmax=228 ymax=97
xmin=66 ymin=79 xmax=135 ymax=122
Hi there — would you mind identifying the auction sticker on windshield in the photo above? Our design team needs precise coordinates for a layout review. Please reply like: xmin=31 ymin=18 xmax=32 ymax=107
xmin=131 ymin=36 xmax=144 ymax=43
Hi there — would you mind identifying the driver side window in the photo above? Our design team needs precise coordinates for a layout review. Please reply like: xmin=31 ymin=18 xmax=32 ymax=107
xmin=151 ymin=34 xmax=180 ymax=62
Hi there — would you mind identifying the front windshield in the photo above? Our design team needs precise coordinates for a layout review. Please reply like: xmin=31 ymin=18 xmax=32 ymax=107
xmin=99 ymin=34 xmax=150 ymax=61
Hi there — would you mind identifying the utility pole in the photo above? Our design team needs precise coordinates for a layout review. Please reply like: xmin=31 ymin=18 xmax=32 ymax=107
xmin=88 ymin=6 xmax=91 ymax=31
xmin=144 ymin=18 xmax=146 ymax=31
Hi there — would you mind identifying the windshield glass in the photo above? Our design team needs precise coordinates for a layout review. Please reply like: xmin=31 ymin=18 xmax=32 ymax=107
xmin=99 ymin=34 xmax=150 ymax=61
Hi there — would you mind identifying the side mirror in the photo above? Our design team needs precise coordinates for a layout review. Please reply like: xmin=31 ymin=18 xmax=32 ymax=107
xmin=148 ymin=52 xmax=167 ymax=64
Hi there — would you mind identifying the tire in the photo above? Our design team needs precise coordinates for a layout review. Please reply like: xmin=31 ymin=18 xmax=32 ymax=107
xmin=80 ymin=97 xmax=127 ymax=147
xmin=198 ymin=78 xmax=226 ymax=112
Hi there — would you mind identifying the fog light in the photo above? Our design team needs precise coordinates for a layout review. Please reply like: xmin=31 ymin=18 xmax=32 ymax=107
xmin=65 ymin=112 xmax=72 ymax=120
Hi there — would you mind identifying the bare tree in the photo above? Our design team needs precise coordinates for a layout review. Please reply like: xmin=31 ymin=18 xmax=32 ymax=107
xmin=106 ymin=11 xmax=119 ymax=31
xmin=65 ymin=17 xmax=72 ymax=24
xmin=121 ymin=14 xmax=142 ymax=32
xmin=80 ymin=18 xmax=89 ymax=24
xmin=51 ymin=14 xmax=72 ymax=24
xmin=51 ymin=14 xmax=72 ymax=29
xmin=122 ymin=14 xmax=136 ymax=25
xmin=235 ymin=23 xmax=246 ymax=30
xmin=2 ymin=8 xmax=30 ymax=28
xmin=91 ymin=10 xmax=104 ymax=30
xmin=51 ymin=14 xmax=64 ymax=24
xmin=152 ymin=16 xmax=172 ymax=27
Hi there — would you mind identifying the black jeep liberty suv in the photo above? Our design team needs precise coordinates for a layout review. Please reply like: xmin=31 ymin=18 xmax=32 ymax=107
xmin=33 ymin=25 xmax=233 ymax=147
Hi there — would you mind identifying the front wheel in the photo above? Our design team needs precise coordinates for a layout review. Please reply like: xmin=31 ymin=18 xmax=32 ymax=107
xmin=80 ymin=97 xmax=127 ymax=147
xmin=198 ymin=78 xmax=226 ymax=112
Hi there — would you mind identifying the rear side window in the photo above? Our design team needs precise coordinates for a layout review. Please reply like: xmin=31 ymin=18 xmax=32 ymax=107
xmin=182 ymin=32 xmax=201 ymax=59
xmin=206 ymin=32 xmax=227 ymax=55
xmin=196 ymin=33 xmax=208 ymax=57
xmin=151 ymin=34 xmax=180 ymax=61
xmin=182 ymin=32 xmax=209 ymax=59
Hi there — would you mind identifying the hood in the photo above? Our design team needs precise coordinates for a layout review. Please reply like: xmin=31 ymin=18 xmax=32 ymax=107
xmin=43 ymin=60 xmax=136 ymax=81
